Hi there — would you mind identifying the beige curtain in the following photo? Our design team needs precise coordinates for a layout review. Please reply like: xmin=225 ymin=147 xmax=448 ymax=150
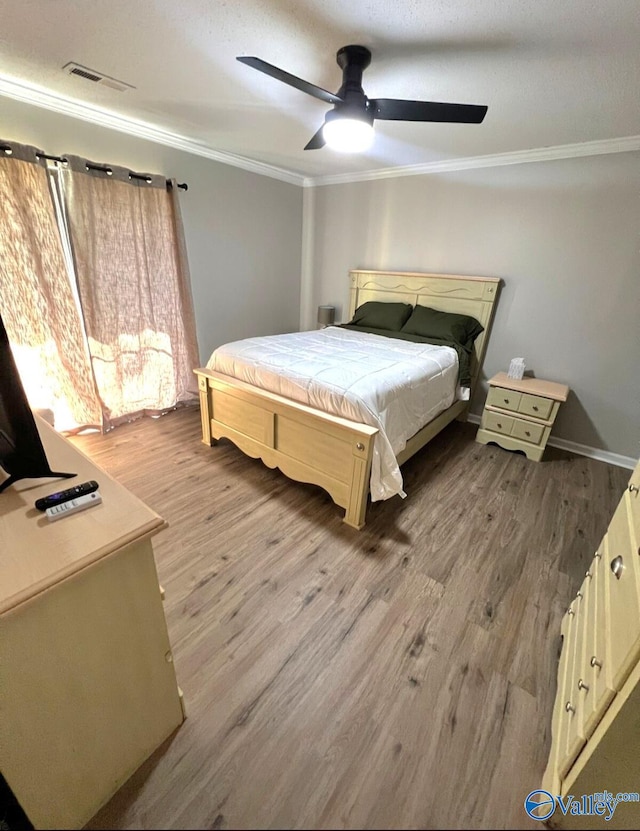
xmin=61 ymin=157 xmax=199 ymax=430
xmin=0 ymin=142 xmax=102 ymax=431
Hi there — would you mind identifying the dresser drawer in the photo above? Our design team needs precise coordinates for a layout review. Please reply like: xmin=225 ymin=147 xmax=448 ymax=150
xmin=511 ymin=419 xmax=545 ymax=445
xmin=585 ymin=546 xmax=616 ymax=736
xmin=546 ymin=609 xmax=578 ymax=787
xmin=567 ymin=571 xmax=606 ymax=766
xmin=483 ymin=410 xmax=515 ymax=436
xmin=486 ymin=387 xmax=521 ymax=412
xmin=604 ymin=497 xmax=640 ymax=690
xmin=626 ymin=480 xmax=640 ymax=551
xmin=519 ymin=393 xmax=553 ymax=420
xmin=557 ymin=594 xmax=586 ymax=779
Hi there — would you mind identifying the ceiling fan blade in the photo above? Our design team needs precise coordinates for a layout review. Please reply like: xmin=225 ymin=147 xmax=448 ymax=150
xmin=237 ymin=56 xmax=343 ymax=105
xmin=371 ymin=98 xmax=488 ymax=124
xmin=304 ymin=125 xmax=326 ymax=151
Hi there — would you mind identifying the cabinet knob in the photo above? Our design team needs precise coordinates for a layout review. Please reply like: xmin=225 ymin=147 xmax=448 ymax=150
xmin=525 ymin=430 xmax=531 ymax=437
xmin=610 ymin=556 xmax=624 ymax=580
xmin=594 ymin=551 xmax=602 ymax=560
xmin=585 ymin=570 xmax=592 ymax=579
xmin=503 ymin=398 xmax=509 ymax=404
xmin=567 ymin=607 xmax=575 ymax=616
xmin=577 ymin=678 xmax=590 ymax=692
xmin=629 ymin=483 xmax=639 ymax=494
xmin=576 ymin=590 xmax=583 ymax=599
xmin=590 ymin=656 xmax=602 ymax=669
xmin=356 ymin=442 xmax=364 ymax=451
xmin=565 ymin=701 xmax=575 ymax=715
xmin=533 ymin=405 xmax=539 ymax=411
xmin=496 ymin=422 xmax=502 ymax=429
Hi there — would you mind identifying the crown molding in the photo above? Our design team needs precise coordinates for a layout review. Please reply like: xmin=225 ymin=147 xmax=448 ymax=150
xmin=2 ymin=73 xmax=638 ymax=190
xmin=0 ymin=74 xmax=305 ymax=187
xmin=307 ymin=134 xmax=640 ymax=187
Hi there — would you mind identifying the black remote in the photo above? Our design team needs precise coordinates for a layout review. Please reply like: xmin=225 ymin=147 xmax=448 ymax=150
xmin=35 ymin=480 xmax=100 ymax=512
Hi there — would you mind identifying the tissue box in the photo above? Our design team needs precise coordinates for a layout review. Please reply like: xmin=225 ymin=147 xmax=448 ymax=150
xmin=508 ymin=358 xmax=525 ymax=380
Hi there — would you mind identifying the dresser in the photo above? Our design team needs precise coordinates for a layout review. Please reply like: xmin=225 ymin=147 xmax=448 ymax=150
xmin=0 ymin=418 xmax=185 ymax=829
xmin=475 ymin=372 xmax=569 ymax=461
xmin=541 ymin=459 xmax=640 ymax=829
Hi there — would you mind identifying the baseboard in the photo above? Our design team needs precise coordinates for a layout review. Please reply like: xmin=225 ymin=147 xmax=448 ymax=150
xmin=466 ymin=413 xmax=637 ymax=470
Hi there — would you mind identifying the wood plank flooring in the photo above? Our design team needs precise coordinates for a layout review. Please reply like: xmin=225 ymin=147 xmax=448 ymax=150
xmin=74 ymin=406 xmax=630 ymax=830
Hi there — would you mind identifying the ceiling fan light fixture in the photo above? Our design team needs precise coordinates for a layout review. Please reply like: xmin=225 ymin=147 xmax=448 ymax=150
xmin=238 ymin=45 xmax=488 ymax=152
xmin=322 ymin=116 xmax=374 ymax=153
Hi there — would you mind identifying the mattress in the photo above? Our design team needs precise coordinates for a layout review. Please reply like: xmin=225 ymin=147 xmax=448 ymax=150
xmin=206 ymin=326 xmax=460 ymax=501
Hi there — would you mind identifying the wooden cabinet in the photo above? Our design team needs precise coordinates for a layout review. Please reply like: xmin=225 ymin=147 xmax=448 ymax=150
xmin=476 ymin=372 xmax=569 ymax=461
xmin=0 ymin=418 xmax=185 ymax=830
xmin=541 ymin=459 xmax=640 ymax=829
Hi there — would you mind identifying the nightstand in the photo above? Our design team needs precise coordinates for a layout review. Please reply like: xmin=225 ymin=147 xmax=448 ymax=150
xmin=475 ymin=371 xmax=569 ymax=461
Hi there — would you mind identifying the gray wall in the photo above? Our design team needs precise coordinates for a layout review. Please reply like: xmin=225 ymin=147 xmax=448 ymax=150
xmin=308 ymin=153 xmax=640 ymax=458
xmin=0 ymin=96 xmax=303 ymax=362
xmin=2 ymin=94 xmax=638 ymax=458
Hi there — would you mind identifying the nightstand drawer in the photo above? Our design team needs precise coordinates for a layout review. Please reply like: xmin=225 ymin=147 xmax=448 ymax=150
xmin=486 ymin=387 xmax=521 ymax=412
xmin=519 ymin=393 xmax=553 ymax=420
xmin=483 ymin=411 xmax=515 ymax=436
xmin=511 ymin=419 xmax=544 ymax=445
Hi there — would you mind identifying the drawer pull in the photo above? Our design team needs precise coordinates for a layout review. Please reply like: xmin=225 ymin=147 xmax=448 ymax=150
xmin=585 ymin=570 xmax=592 ymax=579
xmin=503 ymin=398 xmax=509 ymax=404
xmin=590 ymin=656 xmax=602 ymax=669
xmin=496 ymin=422 xmax=502 ymax=429
xmin=356 ymin=442 xmax=364 ymax=451
xmin=525 ymin=430 xmax=531 ymax=437
xmin=532 ymin=405 xmax=539 ymax=411
xmin=565 ymin=701 xmax=576 ymax=715
xmin=610 ymin=556 xmax=624 ymax=579
xmin=576 ymin=590 xmax=583 ymax=599
xmin=577 ymin=678 xmax=590 ymax=692
xmin=594 ymin=551 xmax=602 ymax=560
xmin=629 ymin=484 xmax=639 ymax=494
xmin=567 ymin=607 xmax=575 ymax=616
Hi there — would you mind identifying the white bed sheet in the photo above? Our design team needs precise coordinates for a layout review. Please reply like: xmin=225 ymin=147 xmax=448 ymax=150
xmin=206 ymin=326 xmax=460 ymax=501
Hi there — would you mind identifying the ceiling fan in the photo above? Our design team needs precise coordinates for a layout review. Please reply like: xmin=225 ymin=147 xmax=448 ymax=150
xmin=237 ymin=44 xmax=488 ymax=153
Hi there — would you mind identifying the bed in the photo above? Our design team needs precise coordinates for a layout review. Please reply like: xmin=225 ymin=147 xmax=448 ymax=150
xmin=194 ymin=269 xmax=500 ymax=528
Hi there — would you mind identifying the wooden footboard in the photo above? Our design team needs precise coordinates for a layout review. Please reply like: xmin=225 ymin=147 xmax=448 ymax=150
xmin=195 ymin=270 xmax=500 ymax=529
xmin=195 ymin=368 xmax=377 ymax=529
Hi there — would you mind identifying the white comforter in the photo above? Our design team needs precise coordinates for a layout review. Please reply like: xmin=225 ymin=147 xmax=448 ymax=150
xmin=207 ymin=327 xmax=459 ymax=501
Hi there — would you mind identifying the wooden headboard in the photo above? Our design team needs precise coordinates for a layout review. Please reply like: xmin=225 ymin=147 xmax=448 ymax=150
xmin=348 ymin=269 xmax=501 ymax=394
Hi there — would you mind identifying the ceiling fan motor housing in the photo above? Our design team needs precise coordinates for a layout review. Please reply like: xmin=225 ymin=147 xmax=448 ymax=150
xmin=334 ymin=45 xmax=373 ymax=123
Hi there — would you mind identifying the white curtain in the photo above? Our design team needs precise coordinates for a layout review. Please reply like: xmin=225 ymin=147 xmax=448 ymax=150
xmin=60 ymin=156 xmax=199 ymax=430
xmin=0 ymin=142 xmax=102 ymax=431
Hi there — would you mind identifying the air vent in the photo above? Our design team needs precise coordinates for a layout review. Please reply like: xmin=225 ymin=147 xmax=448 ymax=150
xmin=69 ymin=66 xmax=101 ymax=82
xmin=62 ymin=62 xmax=135 ymax=92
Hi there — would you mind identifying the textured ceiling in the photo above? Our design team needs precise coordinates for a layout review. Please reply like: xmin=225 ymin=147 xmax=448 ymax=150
xmin=1 ymin=0 xmax=639 ymax=178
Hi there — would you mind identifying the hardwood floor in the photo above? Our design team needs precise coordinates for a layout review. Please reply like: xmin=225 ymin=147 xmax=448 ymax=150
xmin=74 ymin=406 xmax=629 ymax=830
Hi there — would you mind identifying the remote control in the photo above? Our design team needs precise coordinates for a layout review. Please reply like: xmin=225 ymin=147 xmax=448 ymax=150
xmin=35 ymin=480 xmax=99 ymax=512
xmin=46 ymin=491 xmax=102 ymax=522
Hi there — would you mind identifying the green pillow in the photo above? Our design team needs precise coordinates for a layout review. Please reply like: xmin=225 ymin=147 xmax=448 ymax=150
xmin=401 ymin=305 xmax=484 ymax=346
xmin=350 ymin=301 xmax=413 ymax=331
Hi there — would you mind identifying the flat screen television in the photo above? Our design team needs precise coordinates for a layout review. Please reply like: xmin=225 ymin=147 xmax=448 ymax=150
xmin=0 ymin=311 xmax=74 ymax=493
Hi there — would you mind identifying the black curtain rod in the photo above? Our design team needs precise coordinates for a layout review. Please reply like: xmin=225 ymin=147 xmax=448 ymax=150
xmin=0 ymin=144 xmax=187 ymax=190
xmin=37 ymin=151 xmax=67 ymax=164
xmin=84 ymin=161 xmax=188 ymax=190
